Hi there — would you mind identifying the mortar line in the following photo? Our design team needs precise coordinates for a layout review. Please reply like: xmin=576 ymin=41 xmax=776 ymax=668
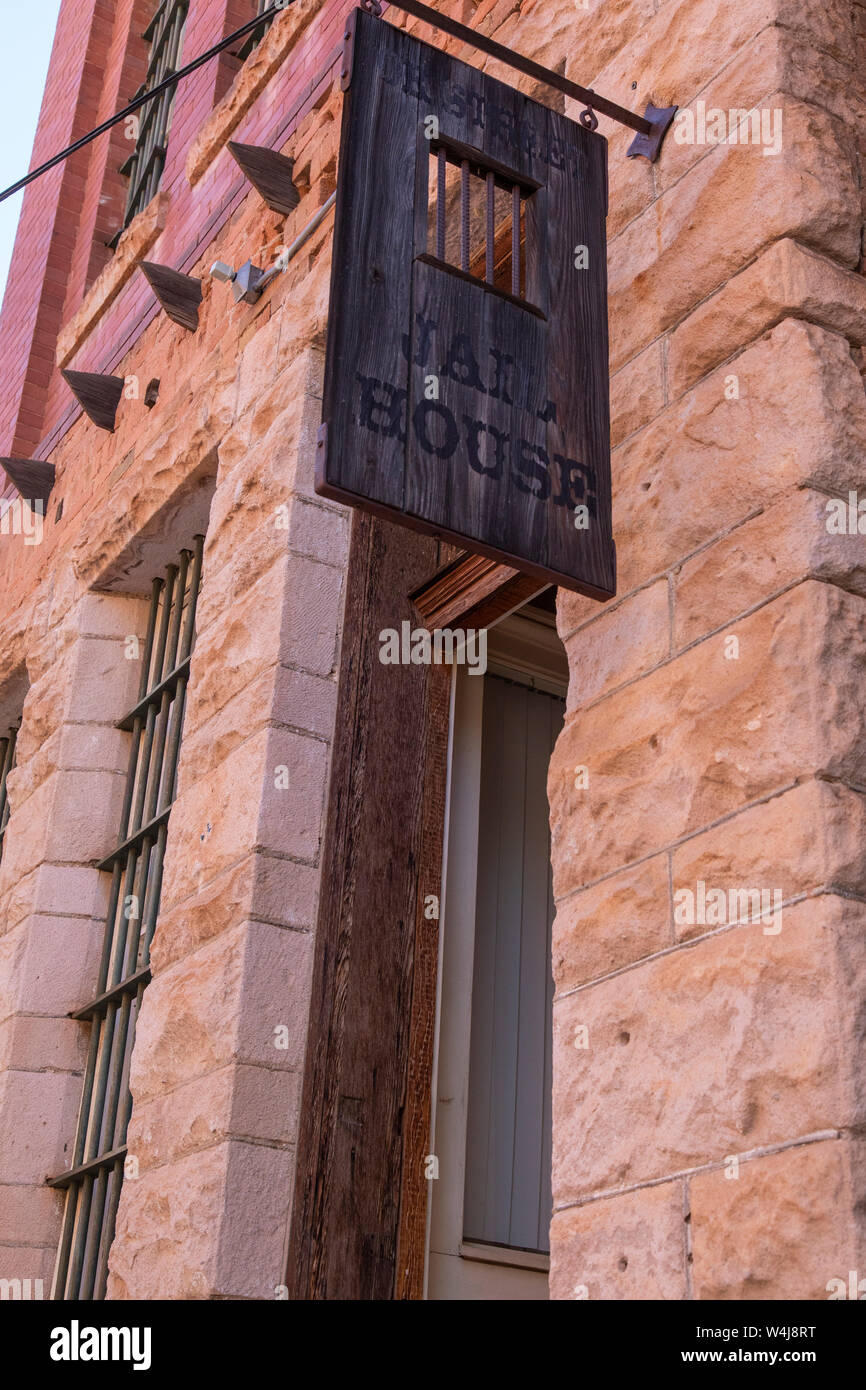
xmin=552 ymin=1128 xmax=842 ymax=1213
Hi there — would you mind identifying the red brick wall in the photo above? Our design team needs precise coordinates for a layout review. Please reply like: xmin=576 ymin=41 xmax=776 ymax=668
xmin=0 ymin=0 xmax=111 ymax=459
xmin=33 ymin=0 xmax=350 ymax=459
xmin=0 ymin=0 xmax=348 ymax=466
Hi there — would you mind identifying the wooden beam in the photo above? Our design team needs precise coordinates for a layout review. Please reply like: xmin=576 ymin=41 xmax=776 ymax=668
xmin=61 ymin=369 xmax=124 ymax=432
xmin=286 ymin=532 xmax=552 ymax=1299
xmin=140 ymin=262 xmax=202 ymax=332
xmin=393 ymin=655 xmax=450 ymax=1299
xmin=227 ymin=141 xmax=301 ymax=217
xmin=0 ymin=457 xmax=55 ymax=509
xmin=411 ymin=551 xmax=548 ymax=631
xmin=286 ymin=512 xmax=450 ymax=1300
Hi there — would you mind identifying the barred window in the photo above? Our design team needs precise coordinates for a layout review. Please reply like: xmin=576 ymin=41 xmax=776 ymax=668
xmin=237 ymin=0 xmax=278 ymax=61
xmin=0 ymin=722 xmax=19 ymax=865
xmin=120 ymin=0 xmax=190 ymax=230
xmin=426 ymin=141 xmax=531 ymax=304
xmin=49 ymin=539 xmax=203 ymax=1301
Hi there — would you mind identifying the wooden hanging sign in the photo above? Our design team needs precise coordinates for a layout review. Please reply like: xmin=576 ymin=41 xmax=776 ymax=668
xmin=316 ymin=8 xmax=615 ymax=598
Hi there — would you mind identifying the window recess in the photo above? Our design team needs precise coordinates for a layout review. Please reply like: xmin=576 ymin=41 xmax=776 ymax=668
xmin=423 ymin=139 xmax=539 ymax=312
xmin=48 ymin=538 xmax=203 ymax=1301
xmin=0 ymin=721 xmax=19 ymax=865
xmin=236 ymin=0 xmax=279 ymax=60
xmin=117 ymin=0 xmax=190 ymax=234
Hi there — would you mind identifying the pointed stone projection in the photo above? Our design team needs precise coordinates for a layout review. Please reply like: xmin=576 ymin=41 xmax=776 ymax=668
xmin=0 ymin=458 xmax=55 ymax=510
xmin=140 ymin=261 xmax=202 ymax=332
xmin=61 ymin=369 xmax=125 ymax=432
xmin=227 ymin=141 xmax=300 ymax=217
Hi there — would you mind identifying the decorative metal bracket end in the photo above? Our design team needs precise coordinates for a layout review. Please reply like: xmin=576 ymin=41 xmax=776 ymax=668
xmin=626 ymin=103 xmax=678 ymax=162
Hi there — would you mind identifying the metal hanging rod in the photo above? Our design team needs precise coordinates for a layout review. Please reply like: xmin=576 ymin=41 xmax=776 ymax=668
xmin=0 ymin=0 xmax=674 ymax=211
xmin=363 ymin=0 xmax=676 ymax=158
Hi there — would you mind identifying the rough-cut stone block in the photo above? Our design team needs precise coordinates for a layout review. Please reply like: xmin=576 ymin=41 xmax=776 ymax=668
xmin=107 ymin=1144 xmax=226 ymax=1299
xmin=132 ymin=926 xmax=246 ymax=1101
xmin=146 ymin=855 xmax=255 ymax=964
xmin=177 ymin=664 xmax=277 ymax=777
xmin=133 ymin=919 xmax=312 ymax=1101
xmin=669 ymin=239 xmax=866 ymax=398
xmin=609 ymin=98 xmax=860 ymax=375
xmin=562 ymin=579 xmax=670 ymax=709
xmin=550 ymin=1180 xmax=687 ymax=1301
xmin=551 ymin=896 xmax=865 ymax=1204
xmin=610 ymin=341 xmax=665 ymax=450
xmin=257 ymin=726 xmax=328 ymax=862
xmin=553 ymin=853 xmax=671 ymax=994
xmin=672 ymin=779 xmax=866 ymax=942
xmin=608 ymin=319 xmax=866 ymax=597
xmin=0 ymin=911 xmax=101 ymax=1023
xmin=182 ymin=563 xmax=283 ymax=730
xmin=159 ymin=732 xmax=270 ymax=919
xmin=235 ymin=921 xmax=314 ymax=1072
xmin=673 ymin=489 xmax=866 ymax=650
xmin=690 ymin=1139 xmax=866 ymax=1300
xmin=551 ymin=583 xmax=866 ymax=892
xmin=235 ymin=311 xmax=282 ymax=424
xmin=125 ymin=1063 xmax=300 ymax=1172
xmin=0 ymin=1181 xmax=61 ymax=1247
xmin=592 ymin=0 xmax=861 ymax=134
xmin=108 ymin=1139 xmax=295 ymax=1300
xmin=0 ymin=1070 xmax=83 ymax=1183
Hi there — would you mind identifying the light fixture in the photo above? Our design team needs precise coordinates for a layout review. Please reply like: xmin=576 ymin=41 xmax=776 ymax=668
xmin=209 ymin=258 xmax=278 ymax=305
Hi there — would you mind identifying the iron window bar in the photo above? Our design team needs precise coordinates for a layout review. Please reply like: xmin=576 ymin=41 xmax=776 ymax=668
xmin=48 ymin=537 xmax=204 ymax=1301
xmin=427 ymin=139 xmax=534 ymax=311
xmin=119 ymin=0 xmax=190 ymax=232
xmin=0 ymin=721 xmax=19 ymax=864
xmin=237 ymin=0 xmax=279 ymax=60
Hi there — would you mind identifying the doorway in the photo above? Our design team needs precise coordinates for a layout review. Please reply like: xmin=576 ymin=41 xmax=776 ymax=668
xmin=426 ymin=592 xmax=567 ymax=1299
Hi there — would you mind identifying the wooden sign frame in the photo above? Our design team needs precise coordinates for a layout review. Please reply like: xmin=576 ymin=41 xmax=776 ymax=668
xmin=316 ymin=9 xmax=615 ymax=599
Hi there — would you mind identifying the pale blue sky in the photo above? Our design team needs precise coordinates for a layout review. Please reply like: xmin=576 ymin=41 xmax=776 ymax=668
xmin=0 ymin=0 xmax=63 ymax=306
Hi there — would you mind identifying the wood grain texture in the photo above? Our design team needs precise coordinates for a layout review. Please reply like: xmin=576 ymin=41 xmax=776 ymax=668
xmin=140 ymin=262 xmax=202 ymax=332
xmin=394 ymin=653 xmax=450 ymax=1300
xmin=320 ymin=11 xmax=420 ymax=511
xmin=226 ymin=141 xmax=301 ymax=217
xmin=60 ymin=369 xmax=124 ymax=432
xmin=411 ymin=552 xmax=546 ymax=630
xmin=317 ymin=10 xmax=615 ymax=601
xmin=0 ymin=457 xmax=55 ymax=508
xmin=286 ymin=509 xmax=448 ymax=1300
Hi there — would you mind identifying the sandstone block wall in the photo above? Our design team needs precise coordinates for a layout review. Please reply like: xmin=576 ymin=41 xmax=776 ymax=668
xmin=1 ymin=0 xmax=865 ymax=1301
xmin=546 ymin=0 xmax=866 ymax=1300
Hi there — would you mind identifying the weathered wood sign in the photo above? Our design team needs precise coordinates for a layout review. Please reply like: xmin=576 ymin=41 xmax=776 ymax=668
xmin=316 ymin=9 xmax=615 ymax=598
